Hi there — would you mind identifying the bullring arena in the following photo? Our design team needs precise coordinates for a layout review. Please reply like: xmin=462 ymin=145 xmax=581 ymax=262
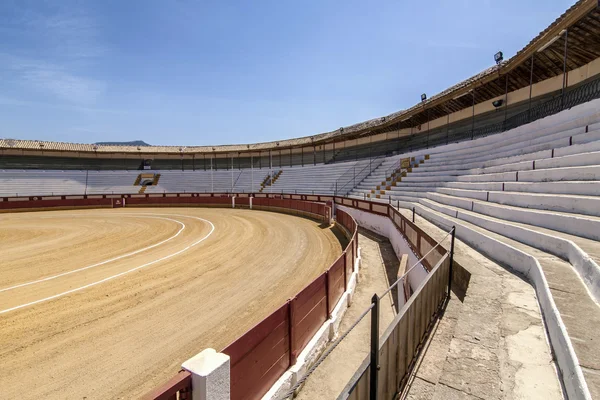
xmin=0 ymin=207 xmax=343 ymax=399
xmin=2 ymin=2 xmax=600 ymax=399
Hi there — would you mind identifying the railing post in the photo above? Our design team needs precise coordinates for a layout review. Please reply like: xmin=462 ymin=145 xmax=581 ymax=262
xmin=448 ymin=227 xmax=456 ymax=298
xmin=370 ymin=294 xmax=380 ymax=400
xmin=412 ymin=207 xmax=415 ymax=223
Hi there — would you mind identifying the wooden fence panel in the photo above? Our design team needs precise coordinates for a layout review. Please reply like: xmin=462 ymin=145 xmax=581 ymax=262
xmin=223 ymin=303 xmax=291 ymax=400
xmin=327 ymin=256 xmax=346 ymax=315
xmin=291 ymin=274 xmax=327 ymax=357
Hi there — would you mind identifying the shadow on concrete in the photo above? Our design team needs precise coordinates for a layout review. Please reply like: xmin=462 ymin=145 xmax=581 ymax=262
xmin=358 ymin=227 xmax=401 ymax=313
xmin=398 ymin=296 xmax=452 ymax=400
xmin=330 ymin=224 xmax=350 ymax=250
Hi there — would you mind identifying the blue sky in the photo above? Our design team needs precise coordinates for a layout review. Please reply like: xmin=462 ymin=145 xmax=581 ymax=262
xmin=0 ymin=0 xmax=576 ymax=146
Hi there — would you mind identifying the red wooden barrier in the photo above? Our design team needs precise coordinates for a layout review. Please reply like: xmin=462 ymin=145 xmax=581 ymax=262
xmin=327 ymin=256 xmax=346 ymax=315
xmin=222 ymin=303 xmax=291 ymax=400
xmin=0 ymin=198 xmax=112 ymax=210
xmin=290 ymin=273 xmax=327 ymax=361
xmin=142 ymin=370 xmax=192 ymax=400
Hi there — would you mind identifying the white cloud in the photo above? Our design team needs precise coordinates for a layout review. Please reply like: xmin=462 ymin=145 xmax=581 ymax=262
xmin=1 ymin=54 xmax=105 ymax=104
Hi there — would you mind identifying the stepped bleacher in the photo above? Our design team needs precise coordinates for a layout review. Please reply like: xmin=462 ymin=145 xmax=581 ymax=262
xmin=0 ymin=170 xmax=87 ymax=196
xmin=350 ymin=99 xmax=600 ymax=397
xmin=268 ymin=160 xmax=372 ymax=195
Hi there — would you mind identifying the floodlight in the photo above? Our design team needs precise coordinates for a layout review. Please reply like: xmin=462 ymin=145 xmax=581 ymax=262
xmin=494 ymin=51 xmax=503 ymax=65
xmin=492 ymin=99 xmax=504 ymax=108
xmin=421 ymin=93 xmax=427 ymax=102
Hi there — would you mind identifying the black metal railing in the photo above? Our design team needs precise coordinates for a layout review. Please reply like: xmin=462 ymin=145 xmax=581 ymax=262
xmin=334 ymin=156 xmax=384 ymax=195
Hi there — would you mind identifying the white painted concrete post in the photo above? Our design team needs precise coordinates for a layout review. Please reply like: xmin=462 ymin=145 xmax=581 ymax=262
xmin=232 ymin=196 xmax=235 ymax=209
xmin=250 ymin=196 xmax=253 ymax=210
xmin=182 ymin=348 xmax=230 ymax=400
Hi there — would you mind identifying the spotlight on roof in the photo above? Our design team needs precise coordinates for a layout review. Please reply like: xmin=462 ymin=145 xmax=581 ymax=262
xmin=421 ymin=93 xmax=427 ymax=102
xmin=492 ymin=99 xmax=504 ymax=108
xmin=494 ymin=51 xmax=504 ymax=65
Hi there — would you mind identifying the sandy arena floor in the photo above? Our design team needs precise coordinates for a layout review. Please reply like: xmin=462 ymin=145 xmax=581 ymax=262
xmin=0 ymin=207 xmax=343 ymax=399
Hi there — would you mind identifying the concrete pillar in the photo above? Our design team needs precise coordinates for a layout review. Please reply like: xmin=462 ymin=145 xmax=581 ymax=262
xmin=182 ymin=348 xmax=230 ymax=400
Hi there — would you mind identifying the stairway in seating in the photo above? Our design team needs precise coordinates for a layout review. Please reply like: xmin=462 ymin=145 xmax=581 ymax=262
xmin=259 ymin=170 xmax=282 ymax=192
xmin=152 ymin=174 xmax=161 ymax=185
xmin=349 ymin=155 xmax=428 ymax=200
xmin=138 ymin=186 xmax=147 ymax=194
xmin=133 ymin=174 xmax=142 ymax=186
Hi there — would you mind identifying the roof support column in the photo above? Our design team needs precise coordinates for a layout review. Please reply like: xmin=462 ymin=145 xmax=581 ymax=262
xmin=446 ymin=109 xmax=450 ymax=145
xmin=471 ymin=89 xmax=475 ymax=140
xmin=427 ymin=109 xmax=430 ymax=148
xmin=528 ymin=53 xmax=534 ymax=122
xmin=503 ymin=73 xmax=509 ymax=128
xmin=562 ymin=28 xmax=569 ymax=99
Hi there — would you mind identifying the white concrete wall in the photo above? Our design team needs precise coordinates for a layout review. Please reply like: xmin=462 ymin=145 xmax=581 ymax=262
xmin=337 ymin=205 xmax=425 ymax=292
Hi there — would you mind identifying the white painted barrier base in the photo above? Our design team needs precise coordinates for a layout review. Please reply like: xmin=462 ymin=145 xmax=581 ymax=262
xmin=182 ymin=348 xmax=231 ymax=400
xmin=261 ymin=248 xmax=363 ymax=400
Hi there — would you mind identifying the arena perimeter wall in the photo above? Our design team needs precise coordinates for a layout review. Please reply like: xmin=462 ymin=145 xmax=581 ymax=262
xmin=0 ymin=192 xmax=448 ymax=400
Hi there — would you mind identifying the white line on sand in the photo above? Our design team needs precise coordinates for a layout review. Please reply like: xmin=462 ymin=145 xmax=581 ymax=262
xmin=0 ymin=213 xmax=215 ymax=315
xmin=0 ymin=215 xmax=186 ymax=293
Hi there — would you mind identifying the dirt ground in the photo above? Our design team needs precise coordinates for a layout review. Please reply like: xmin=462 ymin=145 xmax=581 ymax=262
xmin=0 ymin=207 xmax=343 ymax=400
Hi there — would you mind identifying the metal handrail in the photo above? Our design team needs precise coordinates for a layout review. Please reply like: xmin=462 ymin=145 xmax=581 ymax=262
xmin=334 ymin=156 xmax=384 ymax=195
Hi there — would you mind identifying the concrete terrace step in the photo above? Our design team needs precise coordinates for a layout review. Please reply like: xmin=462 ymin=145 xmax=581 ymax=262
xmin=399 ymin=165 xmax=600 ymax=183
xmin=414 ymin=150 xmax=600 ymax=177
xmin=504 ymin=180 xmax=600 ymax=196
xmin=428 ymin=128 xmax=600 ymax=166
xmin=418 ymin=196 xmax=600 ymax=300
xmin=435 ymin=188 xmax=600 ymax=216
xmin=421 ymin=193 xmax=600 ymax=241
xmin=423 ymin=133 xmax=600 ymax=176
xmin=408 ymin=202 xmax=600 ymax=399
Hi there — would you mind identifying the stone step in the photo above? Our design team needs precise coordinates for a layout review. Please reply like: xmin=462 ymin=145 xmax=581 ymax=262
xmin=409 ymin=201 xmax=598 ymax=399
xmin=422 ymin=192 xmax=600 ymax=241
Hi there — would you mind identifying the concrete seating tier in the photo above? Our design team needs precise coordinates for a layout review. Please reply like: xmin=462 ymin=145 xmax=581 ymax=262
xmin=0 ymin=170 xmax=87 ymax=197
xmin=267 ymin=159 xmax=371 ymax=195
xmin=349 ymin=99 xmax=600 ymax=398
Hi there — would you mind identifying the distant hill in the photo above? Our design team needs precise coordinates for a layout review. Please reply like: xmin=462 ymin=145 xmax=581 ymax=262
xmin=94 ymin=140 xmax=151 ymax=146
